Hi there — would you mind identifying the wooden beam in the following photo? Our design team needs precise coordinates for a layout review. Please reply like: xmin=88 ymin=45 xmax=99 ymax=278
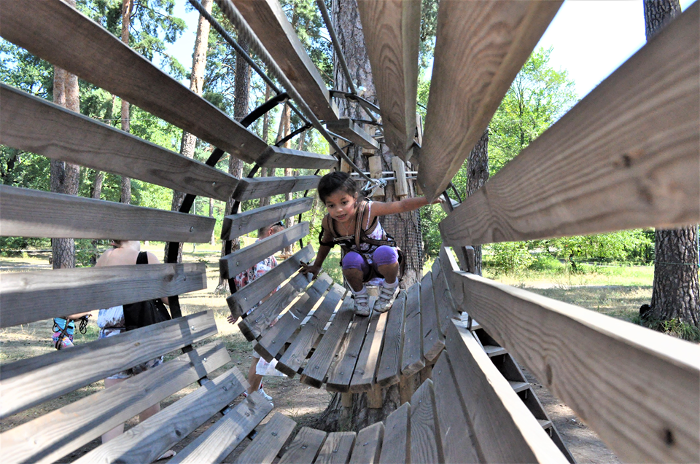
xmin=278 ymin=427 xmax=327 ymax=464
xmin=326 ymin=311 xmax=372 ymax=392
xmin=325 ymin=119 xmax=380 ymax=149
xmin=401 ymin=283 xmax=424 ymax=376
xmin=357 ymin=0 xmax=421 ymax=160
xmin=0 ymin=185 xmax=215 ymax=242
xmin=257 ymin=146 xmax=338 ymax=170
xmin=0 ymin=263 xmax=206 ymax=328
xmin=233 ymin=176 xmax=320 ymax=202
xmin=233 ymin=412 xmax=297 ymax=464
xmin=349 ymin=422 xmax=384 ymax=464
xmin=418 ymin=1 xmax=562 ymax=200
xmin=409 ymin=379 xmax=443 ymax=463
xmin=231 ymin=0 xmax=338 ymax=122
xmin=376 ymin=292 xmax=406 ymax=387
xmin=447 ymin=268 xmax=700 ymax=463
xmin=349 ymin=310 xmax=388 ymax=392
xmin=441 ymin=2 xmax=700 ymax=243
xmin=315 ymin=432 xmax=356 ymax=464
xmin=378 ymin=403 xmax=410 ymax=464
xmin=221 ymin=197 xmax=314 ymax=241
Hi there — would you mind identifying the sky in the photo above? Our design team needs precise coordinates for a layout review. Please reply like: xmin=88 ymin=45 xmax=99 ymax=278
xmin=168 ymin=0 xmax=697 ymax=100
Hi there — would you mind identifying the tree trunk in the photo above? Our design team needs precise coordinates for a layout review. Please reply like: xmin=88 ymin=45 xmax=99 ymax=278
xmin=645 ymin=0 xmax=699 ymax=327
xmin=120 ymin=0 xmax=132 ymax=205
xmin=466 ymin=130 xmax=489 ymax=275
xmin=258 ymin=83 xmax=274 ymax=209
xmin=276 ymin=102 xmax=295 ymax=255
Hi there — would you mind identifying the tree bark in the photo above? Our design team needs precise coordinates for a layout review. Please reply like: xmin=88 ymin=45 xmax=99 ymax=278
xmin=466 ymin=129 xmax=489 ymax=275
xmin=120 ymin=0 xmax=133 ymax=205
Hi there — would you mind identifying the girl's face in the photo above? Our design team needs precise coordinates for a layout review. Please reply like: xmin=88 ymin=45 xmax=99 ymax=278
xmin=324 ymin=190 xmax=358 ymax=223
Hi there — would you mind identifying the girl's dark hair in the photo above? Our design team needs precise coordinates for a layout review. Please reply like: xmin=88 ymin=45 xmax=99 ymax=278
xmin=317 ymin=172 xmax=359 ymax=202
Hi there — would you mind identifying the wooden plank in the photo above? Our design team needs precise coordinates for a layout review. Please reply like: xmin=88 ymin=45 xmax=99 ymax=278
xmin=278 ymin=427 xmax=327 ymax=464
xmin=325 ymin=119 xmax=379 ymax=149
xmin=0 ymin=84 xmax=238 ymax=201
xmin=227 ymin=245 xmax=315 ymax=320
xmin=430 ymin=257 xmax=458 ymax=335
xmin=392 ymin=157 xmax=409 ymax=198
xmin=420 ymin=272 xmax=444 ymax=363
xmin=73 ymin=367 xmax=247 ymax=464
xmin=445 ymin=321 xmax=568 ymax=463
xmin=441 ymin=2 xmax=700 ymax=240
xmin=231 ymin=0 xmax=338 ymax=122
xmin=356 ymin=0 xmax=420 ymax=160
xmin=349 ymin=422 xmax=384 ymax=464
xmin=0 ymin=263 xmax=206 ymax=328
xmin=0 ymin=185 xmax=214 ymax=242
xmin=401 ymin=282 xmax=424 ymax=376
xmin=255 ymin=274 xmax=332 ymax=361
xmin=0 ymin=311 xmax=217 ymax=419
xmin=418 ymin=1 xmax=562 ymax=200
xmin=300 ymin=297 xmax=355 ymax=388
xmin=257 ymin=146 xmax=338 ymax=169
xmin=449 ymin=270 xmax=700 ymax=463
xmin=409 ymin=379 xmax=443 ymax=464
xmin=378 ymin=403 xmax=410 ymax=464
xmin=349 ymin=311 xmax=388 ymax=392
xmin=220 ymin=222 xmax=310 ymax=279
xmin=169 ymin=391 xmax=273 ymax=464
xmin=233 ymin=412 xmax=297 ymax=464
xmin=222 ymin=197 xmax=314 ymax=241
xmin=277 ymin=284 xmax=344 ymax=377
xmin=326 ymin=310 xmax=372 ymax=392
xmin=315 ymin=432 xmax=356 ymax=464
xmin=0 ymin=0 xmax=272 ymax=165
xmin=376 ymin=292 xmax=406 ymax=387
xmin=233 ymin=176 xmax=320 ymax=202
xmin=431 ymin=353 xmax=482 ymax=464
xmin=368 ymin=155 xmax=385 ymax=198
xmin=1 ymin=342 xmax=230 ymax=464
xmin=439 ymin=246 xmax=465 ymax=308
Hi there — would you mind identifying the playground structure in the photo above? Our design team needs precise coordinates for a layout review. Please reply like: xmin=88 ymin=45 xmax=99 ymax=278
xmin=1 ymin=0 xmax=699 ymax=462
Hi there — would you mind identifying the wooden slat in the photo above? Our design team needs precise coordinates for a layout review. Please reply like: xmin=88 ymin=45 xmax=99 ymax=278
xmin=420 ymin=272 xmax=444 ymax=363
xmin=448 ymin=270 xmax=700 ymax=463
xmin=220 ymin=222 xmax=310 ymax=279
xmin=169 ymin=391 xmax=273 ymax=464
xmin=0 ymin=84 xmax=238 ymax=201
xmin=325 ymin=118 xmax=379 ymax=149
xmin=73 ymin=367 xmax=247 ymax=464
xmin=256 ymin=274 xmax=333 ymax=360
xmin=350 ymin=311 xmax=388 ymax=392
xmin=0 ymin=185 xmax=214 ymax=242
xmin=278 ymin=427 xmax=327 ymax=464
xmin=233 ymin=412 xmax=297 ymax=464
xmin=445 ymin=320 xmax=568 ymax=463
xmin=0 ymin=263 xmax=206 ymax=328
xmin=430 ymin=257 xmax=458 ymax=335
xmin=409 ymin=379 xmax=443 ymax=463
xmin=376 ymin=292 xmax=406 ymax=387
xmin=432 ymin=352 xmax=481 ymax=464
xmin=300 ymin=297 xmax=355 ymax=388
xmin=0 ymin=0 xmax=272 ymax=165
xmin=1 ymin=342 xmax=230 ymax=464
xmin=349 ymin=422 xmax=384 ymax=464
xmin=222 ymin=197 xmax=314 ymax=241
xmin=401 ymin=283 xmax=424 ymax=376
xmin=378 ymin=403 xmax=410 ymax=464
xmin=356 ymin=0 xmax=420 ymax=160
xmin=439 ymin=247 xmax=465 ymax=307
xmin=257 ymin=146 xmax=338 ymax=169
xmin=277 ymin=284 xmax=344 ymax=377
xmin=227 ymin=245 xmax=315 ymax=320
xmin=418 ymin=2 xmax=562 ymax=199
xmin=441 ymin=3 xmax=700 ymax=241
xmin=231 ymin=0 xmax=338 ymax=122
xmin=0 ymin=311 xmax=217 ymax=419
xmin=315 ymin=431 xmax=356 ymax=464
xmin=233 ymin=176 xmax=320 ymax=202
xmin=326 ymin=310 xmax=372 ymax=392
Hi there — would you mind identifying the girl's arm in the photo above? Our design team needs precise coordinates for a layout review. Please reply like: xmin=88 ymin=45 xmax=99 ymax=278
xmin=369 ymin=196 xmax=438 ymax=218
xmin=146 ymin=251 xmax=170 ymax=305
xmin=300 ymin=244 xmax=332 ymax=280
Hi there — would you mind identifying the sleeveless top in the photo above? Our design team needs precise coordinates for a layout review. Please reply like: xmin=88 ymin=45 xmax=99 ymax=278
xmin=320 ymin=200 xmax=397 ymax=258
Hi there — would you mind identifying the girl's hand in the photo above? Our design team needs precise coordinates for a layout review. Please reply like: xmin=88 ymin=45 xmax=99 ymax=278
xmin=431 ymin=196 xmax=445 ymax=205
xmin=300 ymin=261 xmax=322 ymax=280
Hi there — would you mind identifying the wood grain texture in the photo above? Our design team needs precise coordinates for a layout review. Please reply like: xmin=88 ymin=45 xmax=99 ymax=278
xmin=0 ymin=0 xmax=270 ymax=164
xmin=356 ymin=0 xmax=420 ymax=160
xmin=419 ymin=272 xmax=444 ymax=363
xmin=326 ymin=311 xmax=372 ymax=392
xmin=279 ymin=427 xmax=327 ymax=464
xmin=419 ymin=1 xmax=562 ymax=200
xmin=0 ymin=84 xmax=238 ymax=201
xmin=1 ymin=343 xmax=230 ymax=464
xmin=233 ymin=412 xmax=297 ymax=464
xmin=1 ymin=263 xmax=206 ymax=328
xmin=222 ymin=197 xmax=314 ymax=240
xmin=409 ymin=379 xmax=443 ymax=464
xmin=220 ymin=222 xmax=310 ymax=279
xmin=378 ymin=403 xmax=410 ymax=464
xmin=227 ymin=245 xmax=315 ymax=319
xmin=430 ymin=257 xmax=458 ymax=335
xmin=441 ymin=3 xmax=700 ymax=241
xmin=170 ymin=391 xmax=273 ymax=464
xmin=439 ymin=247 xmax=466 ymax=308
xmin=449 ymin=270 xmax=700 ymax=463
xmin=325 ymin=118 xmax=379 ymax=149
xmin=0 ymin=185 xmax=214 ymax=242
xmin=349 ymin=422 xmax=384 ymax=464
xmin=349 ymin=310 xmax=388 ymax=392
xmin=315 ymin=432 xmax=356 ymax=464
xmin=401 ymin=283 xmax=424 ymax=376
xmin=0 ymin=311 xmax=217 ymax=419
xmin=277 ymin=284 xmax=345 ymax=377
xmin=376 ymin=292 xmax=406 ymax=387
xmin=445 ymin=321 xmax=568 ymax=463
xmin=73 ymin=367 xmax=247 ymax=464
xmin=257 ymin=146 xmax=338 ymax=169
xmin=233 ymin=176 xmax=320 ymax=202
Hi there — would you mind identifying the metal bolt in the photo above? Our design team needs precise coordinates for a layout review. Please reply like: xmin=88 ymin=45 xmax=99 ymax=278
xmin=302 ymin=446 xmax=307 ymax=450
xmin=212 ymin=182 xmax=216 ymax=186
xmin=190 ymin=226 xmax=194 ymax=232
xmin=236 ymin=261 xmax=240 ymax=266
xmin=190 ymin=325 xmax=196 ymax=331
xmin=272 ymin=432 xmax=278 ymax=437
xmin=203 ymin=358 xmax=208 ymax=362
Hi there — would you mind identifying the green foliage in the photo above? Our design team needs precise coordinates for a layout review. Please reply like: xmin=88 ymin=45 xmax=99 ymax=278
xmin=420 ymin=204 xmax=446 ymax=258
xmin=641 ymin=317 xmax=700 ymax=342
xmin=485 ymin=241 xmax=536 ymax=274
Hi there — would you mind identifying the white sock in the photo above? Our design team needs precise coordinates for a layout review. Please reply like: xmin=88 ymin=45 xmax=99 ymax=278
xmin=353 ymin=286 xmax=367 ymax=295
xmin=383 ymin=279 xmax=399 ymax=288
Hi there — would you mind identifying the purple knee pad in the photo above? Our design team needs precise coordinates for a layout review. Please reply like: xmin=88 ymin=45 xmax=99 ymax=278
xmin=342 ymin=251 xmax=366 ymax=270
xmin=373 ymin=246 xmax=398 ymax=267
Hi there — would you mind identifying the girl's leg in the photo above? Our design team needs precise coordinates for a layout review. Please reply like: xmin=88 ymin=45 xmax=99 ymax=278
xmin=374 ymin=246 xmax=399 ymax=284
xmin=342 ymin=252 xmax=369 ymax=292
xmin=102 ymin=378 xmax=127 ymax=443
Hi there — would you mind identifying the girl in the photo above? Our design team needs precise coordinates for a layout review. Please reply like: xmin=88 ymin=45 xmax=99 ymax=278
xmin=301 ymin=172 xmax=438 ymax=316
